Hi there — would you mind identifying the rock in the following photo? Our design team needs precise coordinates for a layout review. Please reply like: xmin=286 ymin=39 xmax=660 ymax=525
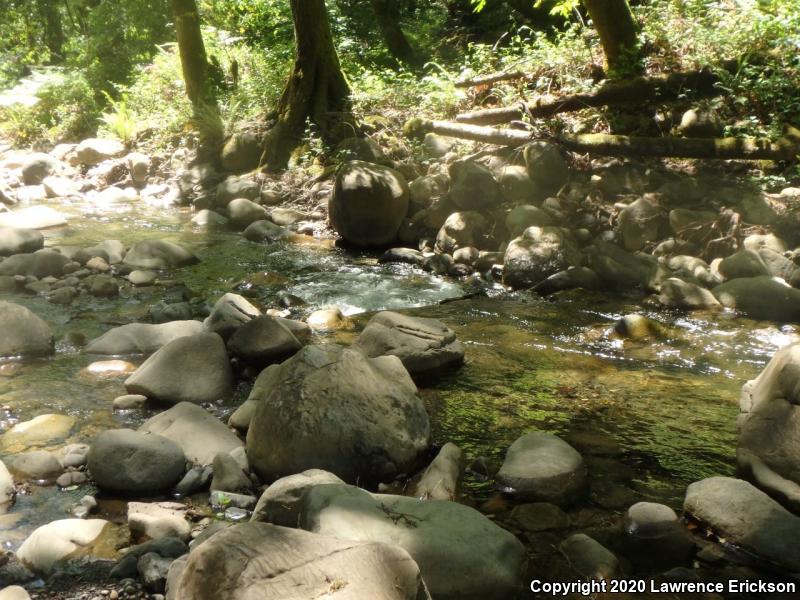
xmin=0 ymin=304 xmax=52 ymax=359
xmin=126 ymin=152 xmax=151 ymax=185
xmin=740 ymin=193 xmax=778 ymax=225
xmin=123 ymin=240 xmax=198 ymax=270
xmin=190 ymin=209 xmax=228 ymax=229
xmin=435 ymin=211 xmax=486 ymax=254
xmin=510 ymin=502 xmax=570 ymax=532
xmin=111 ymin=536 xmax=188 ymax=579
xmin=124 ymin=333 xmax=233 ymax=405
xmin=21 ymin=153 xmax=60 ymax=185
xmin=614 ymin=314 xmax=659 ymax=340
xmin=618 ymin=196 xmax=665 ymax=251
xmin=56 ymin=471 xmax=87 ymax=488
xmin=335 ymin=136 xmax=386 ymax=162
xmin=129 ymin=269 xmax=157 ymax=286
xmin=270 ymin=207 xmax=308 ymax=227
xmin=0 ymin=205 xmax=67 ymax=229
xmin=0 ymin=227 xmax=43 ymax=256
xmin=423 ymin=132 xmax=452 ymax=158
xmin=623 ymin=502 xmax=692 ymax=568
xmin=10 ymin=450 xmax=62 ymax=480
xmin=414 ymin=443 xmax=463 ymax=501
xmin=0 ymin=459 xmax=14 ymax=513
xmin=74 ymin=138 xmax=126 ymax=166
xmin=128 ymin=502 xmax=190 ymax=541
xmin=684 ymin=476 xmax=800 ymax=571
xmin=300 ymin=484 xmax=526 ymax=600
xmin=112 ymin=394 xmax=148 ymax=411
xmin=558 ymin=534 xmax=620 ymax=580
xmin=140 ymin=402 xmax=243 ymax=466
xmin=713 ymin=276 xmax=800 ymax=322
xmin=60 ymin=443 xmax=90 ymax=468
xmin=533 ymin=266 xmax=600 ymax=296
xmin=587 ymin=240 xmax=658 ymax=290
xmin=174 ymin=465 xmax=212 ymax=497
xmin=215 ymin=175 xmax=260 ymax=208
xmin=88 ymin=239 xmax=126 ymax=264
xmin=380 ymin=247 xmax=425 ymax=266
xmin=221 ymin=132 xmax=261 ymax=173
xmin=86 ymin=255 xmax=110 ymax=272
xmin=1 ymin=413 xmax=74 ymax=451
xmin=738 ymin=343 xmax=800 ymax=511
xmin=203 ymin=293 xmax=261 ymax=340
xmin=0 ymin=586 xmax=30 ymax=600
xmin=497 ymin=165 xmax=536 ymax=203
xmin=503 ymin=226 xmax=583 ymax=290
xmin=505 ymin=205 xmax=554 ymax=239
xmin=242 ymin=219 xmax=291 ymax=243
xmin=88 ymin=429 xmax=185 ymax=495
xmin=16 ymin=518 xmax=111 ymax=574
xmin=138 ymin=552 xmax=172 ymax=593
xmin=658 ymin=278 xmax=720 ymax=310
xmin=172 ymin=523 xmax=430 ymax=600
xmin=227 ymin=197 xmax=268 ymax=229
xmin=48 ymin=286 xmax=77 ymax=305
xmin=718 ymin=250 xmax=770 ymax=280
xmin=86 ymin=321 xmax=204 ymax=355
xmin=89 ymin=274 xmax=119 ymax=297
xmin=42 ymin=175 xmax=79 ymax=198
xmin=448 ymin=161 xmax=501 ymax=211
xmin=329 ymin=161 xmax=409 ymax=247
xmin=524 ymin=141 xmax=569 ymax=198
xmin=496 ymin=432 xmax=587 ymax=504
xmin=0 ymin=249 xmax=68 ymax=278
xmin=228 ymin=365 xmax=279 ymax=432
xmin=246 ymin=344 xmax=430 ymax=483
xmin=678 ymin=108 xmax=722 ymax=137
xmin=227 ymin=315 xmax=302 ymax=367
xmin=355 ymin=311 xmax=464 ymax=378
xmin=306 ymin=307 xmax=353 ymax=331
xmin=210 ymin=452 xmax=251 ymax=494
xmin=251 ymin=469 xmax=345 ymax=526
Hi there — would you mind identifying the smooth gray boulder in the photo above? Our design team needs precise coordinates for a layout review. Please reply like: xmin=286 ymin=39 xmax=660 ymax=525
xmin=215 ymin=175 xmax=260 ymax=207
xmin=503 ymin=226 xmax=583 ymax=290
xmin=329 ymin=160 xmax=409 ymax=247
xmin=618 ymin=196 xmax=665 ymax=252
xmin=496 ymin=432 xmax=587 ymax=504
xmin=88 ymin=429 xmax=186 ymax=495
xmin=242 ymin=219 xmax=291 ymax=243
xmin=16 ymin=518 xmax=111 ymax=575
xmin=139 ymin=402 xmax=243 ymax=466
xmin=299 ymin=483 xmax=526 ymax=600
xmin=246 ymin=344 xmax=430 ymax=483
xmin=0 ymin=227 xmax=44 ymax=256
xmin=524 ymin=141 xmax=569 ymax=198
xmin=414 ymin=443 xmax=464 ymax=501
xmin=0 ymin=249 xmax=68 ymax=278
xmin=505 ymin=204 xmax=554 ymax=238
xmin=203 ymin=292 xmax=261 ymax=340
xmin=658 ymin=278 xmax=720 ymax=310
xmin=227 ymin=315 xmax=302 ymax=367
xmin=74 ymin=138 xmax=125 ymax=166
xmin=210 ymin=451 xmax=251 ymax=494
xmin=738 ymin=343 xmax=800 ymax=511
xmin=587 ymin=240 xmax=658 ymax=290
xmin=85 ymin=321 xmax=203 ymax=355
xmin=713 ymin=276 xmax=800 ymax=322
xmin=683 ymin=476 xmax=800 ymax=572
xmin=558 ymin=534 xmax=620 ymax=580
xmin=0 ymin=302 xmax=54 ymax=357
xmin=355 ymin=311 xmax=464 ymax=378
xmin=123 ymin=239 xmax=198 ymax=270
xmin=125 ymin=333 xmax=233 ymax=404
xmin=448 ymin=161 xmax=501 ymax=211
xmin=434 ymin=211 xmax=486 ymax=254
xmin=10 ymin=450 xmax=62 ymax=480
xmin=172 ymin=523 xmax=431 ymax=600
xmin=251 ymin=469 xmax=345 ymax=526
xmin=227 ymin=197 xmax=268 ymax=229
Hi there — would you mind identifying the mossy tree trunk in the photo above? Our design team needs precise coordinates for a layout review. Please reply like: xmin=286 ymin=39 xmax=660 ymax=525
xmin=261 ymin=0 xmax=357 ymax=172
xmin=370 ymin=0 xmax=424 ymax=68
xmin=583 ymin=0 xmax=644 ymax=77
xmin=171 ymin=0 xmax=216 ymax=113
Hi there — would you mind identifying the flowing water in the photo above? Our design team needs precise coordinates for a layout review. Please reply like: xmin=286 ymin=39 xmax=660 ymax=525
xmin=0 ymin=194 xmax=791 ymax=553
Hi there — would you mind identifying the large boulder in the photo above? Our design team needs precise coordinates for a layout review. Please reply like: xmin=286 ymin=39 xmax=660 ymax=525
xmin=684 ymin=476 xmax=800 ymax=572
xmin=713 ymin=276 xmax=800 ymax=322
xmin=0 ymin=249 xmax=68 ymax=278
xmin=16 ymin=519 xmax=112 ymax=574
xmin=738 ymin=343 xmax=800 ymax=511
xmin=21 ymin=153 xmax=61 ymax=185
xmin=172 ymin=523 xmax=430 ymax=600
xmin=524 ymin=141 xmax=569 ymax=198
xmin=227 ymin=197 xmax=268 ymax=229
xmin=85 ymin=321 xmax=204 ymax=355
xmin=88 ymin=429 xmax=186 ymax=495
xmin=505 ymin=205 xmax=554 ymax=238
xmin=496 ymin=432 xmax=587 ymax=504
xmin=658 ymin=278 xmax=720 ymax=310
xmin=587 ymin=240 xmax=658 ymax=290
xmin=203 ymin=292 xmax=261 ymax=340
xmin=139 ymin=402 xmax=243 ymax=466
xmin=124 ymin=333 xmax=233 ymax=404
xmin=0 ymin=227 xmax=44 ymax=256
xmin=243 ymin=219 xmax=291 ymax=243
xmin=0 ymin=459 xmax=14 ymax=513
xmin=251 ymin=469 xmax=345 ymax=526
xmin=74 ymin=138 xmax=126 ymax=166
xmin=434 ymin=211 xmax=486 ymax=254
xmin=299 ymin=484 xmax=526 ymax=600
xmin=215 ymin=175 xmax=260 ymax=207
xmin=226 ymin=315 xmax=302 ymax=367
xmin=448 ymin=161 xmax=501 ymax=211
xmin=355 ymin=311 xmax=464 ymax=378
xmin=220 ymin=132 xmax=261 ymax=173
xmin=618 ymin=196 xmax=665 ymax=251
xmin=123 ymin=239 xmax=198 ymax=270
xmin=0 ymin=302 xmax=54 ymax=358
xmin=503 ymin=226 xmax=583 ymax=290
xmin=246 ymin=344 xmax=430 ymax=483
xmin=329 ymin=160 xmax=409 ymax=247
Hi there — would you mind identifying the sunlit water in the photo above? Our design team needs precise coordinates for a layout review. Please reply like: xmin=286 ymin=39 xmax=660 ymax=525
xmin=0 ymin=194 xmax=788 ymax=552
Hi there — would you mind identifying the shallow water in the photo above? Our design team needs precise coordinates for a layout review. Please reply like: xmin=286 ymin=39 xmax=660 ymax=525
xmin=0 ymin=194 xmax=788 ymax=551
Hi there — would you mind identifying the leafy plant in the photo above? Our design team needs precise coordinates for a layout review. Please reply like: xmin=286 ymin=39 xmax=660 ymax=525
xmin=98 ymin=92 xmax=137 ymax=144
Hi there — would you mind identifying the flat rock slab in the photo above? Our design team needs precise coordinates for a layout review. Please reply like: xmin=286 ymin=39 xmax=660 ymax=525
xmin=684 ymin=476 xmax=800 ymax=571
xmin=1 ymin=413 xmax=74 ymax=452
xmin=173 ymin=523 xmax=431 ymax=600
xmin=85 ymin=320 xmax=204 ymax=355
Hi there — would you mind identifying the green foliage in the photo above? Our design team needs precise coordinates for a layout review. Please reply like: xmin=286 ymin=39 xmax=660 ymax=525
xmin=98 ymin=92 xmax=137 ymax=144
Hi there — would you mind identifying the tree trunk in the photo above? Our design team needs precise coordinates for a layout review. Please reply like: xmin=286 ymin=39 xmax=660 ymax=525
xmin=171 ymin=0 xmax=215 ymax=113
xmin=582 ymin=0 xmax=643 ymax=77
xmin=261 ymin=0 xmax=357 ymax=172
xmin=370 ymin=0 xmax=424 ymax=68
xmin=37 ymin=0 xmax=65 ymax=63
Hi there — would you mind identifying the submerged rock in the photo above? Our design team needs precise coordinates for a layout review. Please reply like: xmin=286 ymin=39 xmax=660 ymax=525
xmin=1 ymin=413 xmax=74 ymax=451
xmin=246 ymin=344 xmax=430 ymax=483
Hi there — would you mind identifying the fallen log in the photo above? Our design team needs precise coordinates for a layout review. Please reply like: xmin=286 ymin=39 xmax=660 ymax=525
xmin=455 ymin=63 xmax=735 ymax=125
xmin=454 ymin=70 xmax=527 ymax=89
xmin=404 ymin=118 xmax=800 ymax=161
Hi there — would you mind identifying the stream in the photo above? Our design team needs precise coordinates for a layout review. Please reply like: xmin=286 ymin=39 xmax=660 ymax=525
xmin=0 ymin=190 xmax=790 ymax=555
